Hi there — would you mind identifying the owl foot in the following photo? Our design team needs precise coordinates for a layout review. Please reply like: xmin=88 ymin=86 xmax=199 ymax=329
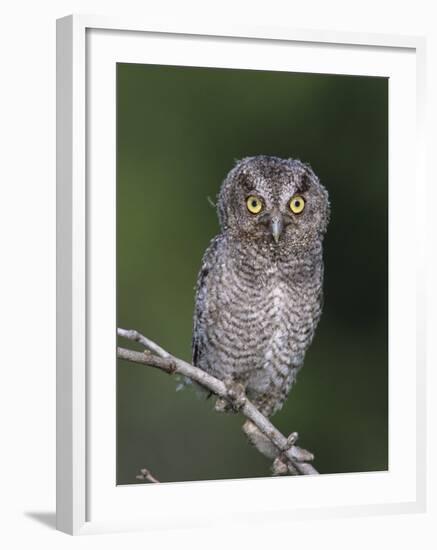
xmin=215 ymin=379 xmax=246 ymax=413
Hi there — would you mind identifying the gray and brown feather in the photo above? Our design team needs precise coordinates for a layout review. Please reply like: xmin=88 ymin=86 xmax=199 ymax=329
xmin=192 ymin=156 xmax=330 ymax=417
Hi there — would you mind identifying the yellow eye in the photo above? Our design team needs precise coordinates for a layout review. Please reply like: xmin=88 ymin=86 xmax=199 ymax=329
xmin=289 ymin=195 xmax=305 ymax=214
xmin=246 ymin=195 xmax=263 ymax=214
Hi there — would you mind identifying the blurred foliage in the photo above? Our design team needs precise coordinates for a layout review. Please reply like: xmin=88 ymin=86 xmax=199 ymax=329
xmin=116 ymin=63 xmax=388 ymax=484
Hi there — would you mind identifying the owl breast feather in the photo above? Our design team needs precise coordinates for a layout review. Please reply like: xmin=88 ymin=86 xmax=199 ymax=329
xmin=192 ymin=233 xmax=323 ymax=416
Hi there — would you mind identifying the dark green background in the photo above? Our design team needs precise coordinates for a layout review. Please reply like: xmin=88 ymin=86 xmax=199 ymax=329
xmin=116 ymin=63 xmax=388 ymax=484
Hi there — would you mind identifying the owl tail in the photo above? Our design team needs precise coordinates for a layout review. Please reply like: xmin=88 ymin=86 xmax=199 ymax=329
xmin=242 ymin=420 xmax=279 ymax=460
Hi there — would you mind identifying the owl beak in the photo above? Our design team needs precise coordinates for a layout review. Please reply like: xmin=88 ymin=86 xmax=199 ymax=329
xmin=270 ymin=217 xmax=284 ymax=244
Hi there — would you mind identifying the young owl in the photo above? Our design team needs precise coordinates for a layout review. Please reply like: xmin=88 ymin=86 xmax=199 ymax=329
xmin=192 ymin=156 xmax=329 ymax=423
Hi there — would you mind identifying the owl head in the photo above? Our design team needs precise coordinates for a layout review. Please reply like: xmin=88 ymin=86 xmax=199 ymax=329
xmin=217 ymin=156 xmax=330 ymax=249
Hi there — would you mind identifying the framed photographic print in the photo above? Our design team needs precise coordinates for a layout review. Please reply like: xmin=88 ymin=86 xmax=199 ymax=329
xmin=56 ymin=14 xmax=427 ymax=535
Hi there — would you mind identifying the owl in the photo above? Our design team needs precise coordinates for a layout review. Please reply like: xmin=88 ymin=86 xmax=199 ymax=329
xmin=192 ymin=156 xmax=330 ymax=425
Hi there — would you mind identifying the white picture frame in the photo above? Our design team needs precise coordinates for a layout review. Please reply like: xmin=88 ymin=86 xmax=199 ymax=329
xmin=56 ymin=14 xmax=427 ymax=535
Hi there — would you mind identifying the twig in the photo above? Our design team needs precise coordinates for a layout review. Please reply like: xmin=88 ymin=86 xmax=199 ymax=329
xmin=117 ymin=328 xmax=319 ymax=476
xmin=136 ymin=467 xmax=160 ymax=484
xmin=117 ymin=328 xmax=170 ymax=358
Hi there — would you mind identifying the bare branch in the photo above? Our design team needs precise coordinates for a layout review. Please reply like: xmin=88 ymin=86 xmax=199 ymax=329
xmin=117 ymin=328 xmax=170 ymax=358
xmin=117 ymin=328 xmax=319 ymax=476
xmin=117 ymin=347 xmax=177 ymax=375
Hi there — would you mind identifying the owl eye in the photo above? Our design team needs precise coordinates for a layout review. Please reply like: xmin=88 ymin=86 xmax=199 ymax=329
xmin=289 ymin=195 xmax=305 ymax=214
xmin=246 ymin=195 xmax=263 ymax=214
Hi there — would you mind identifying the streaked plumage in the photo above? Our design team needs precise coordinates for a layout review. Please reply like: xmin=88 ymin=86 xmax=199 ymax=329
xmin=192 ymin=156 xmax=329 ymax=417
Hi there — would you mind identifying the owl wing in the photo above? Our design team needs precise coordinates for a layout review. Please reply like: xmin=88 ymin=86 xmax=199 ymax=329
xmin=192 ymin=235 xmax=222 ymax=367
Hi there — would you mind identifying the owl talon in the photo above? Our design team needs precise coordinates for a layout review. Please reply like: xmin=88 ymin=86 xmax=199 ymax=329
xmin=215 ymin=380 xmax=246 ymax=413
xmin=228 ymin=382 xmax=246 ymax=412
xmin=226 ymin=380 xmax=247 ymax=412
xmin=214 ymin=398 xmax=229 ymax=413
